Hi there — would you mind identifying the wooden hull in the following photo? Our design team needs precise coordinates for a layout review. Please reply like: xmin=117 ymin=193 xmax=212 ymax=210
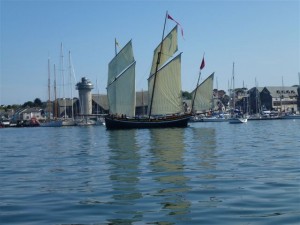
xmin=105 ymin=115 xmax=191 ymax=130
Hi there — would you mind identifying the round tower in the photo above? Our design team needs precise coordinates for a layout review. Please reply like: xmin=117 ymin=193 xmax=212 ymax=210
xmin=76 ymin=77 xmax=94 ymax=115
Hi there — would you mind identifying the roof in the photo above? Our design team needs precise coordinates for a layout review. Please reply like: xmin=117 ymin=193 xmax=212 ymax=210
xmin=22 ymin=108 xmax=41 ymax=113
xmin=248 ymin=87 xmax=264 ymax=93
xmin=263 ymin=86 xmax=298 ymax=98
xmin=92 ymin=94 xmax=108 ymax=110
xmin=56 ymin=98 xmax=78 ymax=107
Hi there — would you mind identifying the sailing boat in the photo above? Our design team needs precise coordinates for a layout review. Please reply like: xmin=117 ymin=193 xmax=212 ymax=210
xmin=40 ymin=59 xmax=63 ymax=127
xmin=190 ymin=72 xmax=227 ymax=122
xmin=228 ymin=62 xmax=247 ymax=124
xmin=104 ymin=12 xmax=191 ymax=129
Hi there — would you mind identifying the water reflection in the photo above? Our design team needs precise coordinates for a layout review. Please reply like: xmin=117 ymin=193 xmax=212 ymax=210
xmin=191 ymin=127 xmax=217 ymax=170
xmin=189 ymin=126 xmax=225 ymax=211
xmin=107 ymin=129 xmax=142 ymax=223
xmin=149 ymin=128 xmax=191 ymax=223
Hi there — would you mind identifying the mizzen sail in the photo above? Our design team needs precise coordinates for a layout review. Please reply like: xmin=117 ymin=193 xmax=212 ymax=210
xmin=191 ymin=72 xmax=214 ymax=112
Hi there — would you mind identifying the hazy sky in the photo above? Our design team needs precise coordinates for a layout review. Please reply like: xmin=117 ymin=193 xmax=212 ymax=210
xmin=1 ymin=0 xmax=299 ymax=105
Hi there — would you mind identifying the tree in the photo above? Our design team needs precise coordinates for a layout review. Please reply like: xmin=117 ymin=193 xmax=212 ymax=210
xmin=22 ymin=101 xmax=34 ymax=108
xmin=34 ymin=98 xmax=43 ymax=107
xmin=220 ymin=95 xmax=230 ymax=108
xmin=182 ymin=91 xmax=192 ymax=100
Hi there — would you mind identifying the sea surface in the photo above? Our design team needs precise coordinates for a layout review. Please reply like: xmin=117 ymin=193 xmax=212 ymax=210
xmin=0 ymin=119 xmax=299 ymax=225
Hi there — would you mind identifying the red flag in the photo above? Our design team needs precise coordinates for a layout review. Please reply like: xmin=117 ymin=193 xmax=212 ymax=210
xmin=167 ymin=13 xmax=184 ymax=39
xmin=200 ymin=57 xmax=205 ymax=70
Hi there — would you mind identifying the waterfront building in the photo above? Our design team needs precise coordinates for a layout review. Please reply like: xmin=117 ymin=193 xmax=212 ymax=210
xmin=56 ymin=98 xmax=80 ymax=118
xmin=92 ymin=94 xmax=109 ymax=115
xmin=260 ymin=86 xmax=298 ymax=113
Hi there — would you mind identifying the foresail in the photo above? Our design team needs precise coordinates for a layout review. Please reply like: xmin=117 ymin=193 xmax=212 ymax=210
xmin=108 ymin=40 xmax=134 ymax=86
xmin=148 ymin=53 xmax=182 ymax=115
xmin=150 ymin=26 xmax=178 ymax=76
xmin=107 ymin=62 xmax=136 ymax=117
xmin=192 ymin=72 xmax=214 ymax=112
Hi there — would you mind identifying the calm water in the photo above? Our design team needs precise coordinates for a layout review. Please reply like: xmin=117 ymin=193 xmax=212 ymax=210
xmin=1 ymin=120 xmax=299 ymax=225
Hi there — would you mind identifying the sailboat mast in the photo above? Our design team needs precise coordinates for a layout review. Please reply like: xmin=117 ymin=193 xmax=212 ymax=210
xmin=191 ymin=70 xmax=201 ymax=113
xmin=61 ymin=43 xmax=66 ymax=118
xmin=281 ymin=76 xmax=284 ymax=112
xmin=142 ymin=89 xmax=145 ymax=115
xmin=148 ymin=11 xmax=168 ymax=118
xmin=54 ymin=64 xmax=57 ymax=118
xmin=47 ymin=58 xmax=51 ymax=120
xmin=191 ymin=53 xmax=205 ymax=113
xmin=69 ymin=51 xmax=74 ymax=120
xmin=115 ymin=38 xmax=117 ymax=56
xmin=232 ymin=62 xmax=235 ymax=110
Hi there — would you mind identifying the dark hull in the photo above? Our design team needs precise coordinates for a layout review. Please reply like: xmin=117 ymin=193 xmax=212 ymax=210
xmin=105 ymin=115 xmax=191 ymax=129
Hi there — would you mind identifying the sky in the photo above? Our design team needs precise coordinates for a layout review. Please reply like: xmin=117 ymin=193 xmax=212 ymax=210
xmin=0 ymin=0 xmax=299 ymax=105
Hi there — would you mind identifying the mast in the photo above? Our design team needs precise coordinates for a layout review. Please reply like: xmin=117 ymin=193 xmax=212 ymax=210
xmin=216 ymin=77 xmax=219 ymax=111
xmin=54 ymin=64 xmax=57 ymax=118
xmin=47 ymin=58 xmax=51 ymax=120
xmin=148 ymin=11 xmax=168 ymax=118
xmin=281 ymin=76 xmax=284 ymax=112
xmin=255 ymin=78 xmax=257 ymax=114
xmin=96 ymin=78 xmax=99 ymax=115
xmin=232 ymin=62 xmax=235 ymax=111
xmin=60 ymin=43 xmax=66 ymax=118
xmin=115 ymin=38 xmax=118 ymax=56
xmin=142 ymin=89 xmax=145 ymax=115
xmin=68 ymin=51 xmax=74 ymax=120
xmin=191 ymin=53 xmax=205 ymax=113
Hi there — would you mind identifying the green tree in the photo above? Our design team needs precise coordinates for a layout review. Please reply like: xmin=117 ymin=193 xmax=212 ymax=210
xmin=23 ymin=101 xmax=34 ymax=108
xmin=34 ymin=98 xmax=43 ymax=107
xmin=182 ymin=91 xmax=192 ymax=100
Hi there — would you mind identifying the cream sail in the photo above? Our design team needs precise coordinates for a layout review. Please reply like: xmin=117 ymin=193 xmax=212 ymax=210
xmin=107 ymin=40 xmax=136 ymax=117
xmin=148 ymin=53 xmax=183 ymax=115
xmin=107 ymin=40 xmax=134 ymax=86
xmin=148 ymin=25 xmax=184 ymax=116
xmin=150 ymin=26 xmax=178 ymax=75
xmin=191 ymin=72 xmax=214 ymax=112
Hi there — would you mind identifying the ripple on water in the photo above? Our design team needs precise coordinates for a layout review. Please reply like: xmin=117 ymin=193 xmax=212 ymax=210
xmin=0 ymin=121 xmax=299 ymax=224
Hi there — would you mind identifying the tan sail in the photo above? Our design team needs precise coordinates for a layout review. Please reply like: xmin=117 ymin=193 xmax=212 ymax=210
xmin=115 ymin=62 xmax=136 ymax=117
xmin=107 ymin=40 xmax=136 ymax=117
xmin=148 ymin=53 xmax=183 ymax=115
xmin=192 ymin=72 xmax=214 ymax=112
xmin=107 ymin=40 xmax=134 ymax=86
xmin=150 ymin=26 xmax=178 ymax=76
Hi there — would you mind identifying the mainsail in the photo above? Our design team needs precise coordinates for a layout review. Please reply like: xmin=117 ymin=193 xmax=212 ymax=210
xmin=191 ymin=72 xmax=214 ymax=112
xmin=148 ymin=54 xmax=183 ymax=115
xmin=107 ymin=40 xmax=136 ymax=117
xmin=148 ymin=25 xmax=183 ymax=116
